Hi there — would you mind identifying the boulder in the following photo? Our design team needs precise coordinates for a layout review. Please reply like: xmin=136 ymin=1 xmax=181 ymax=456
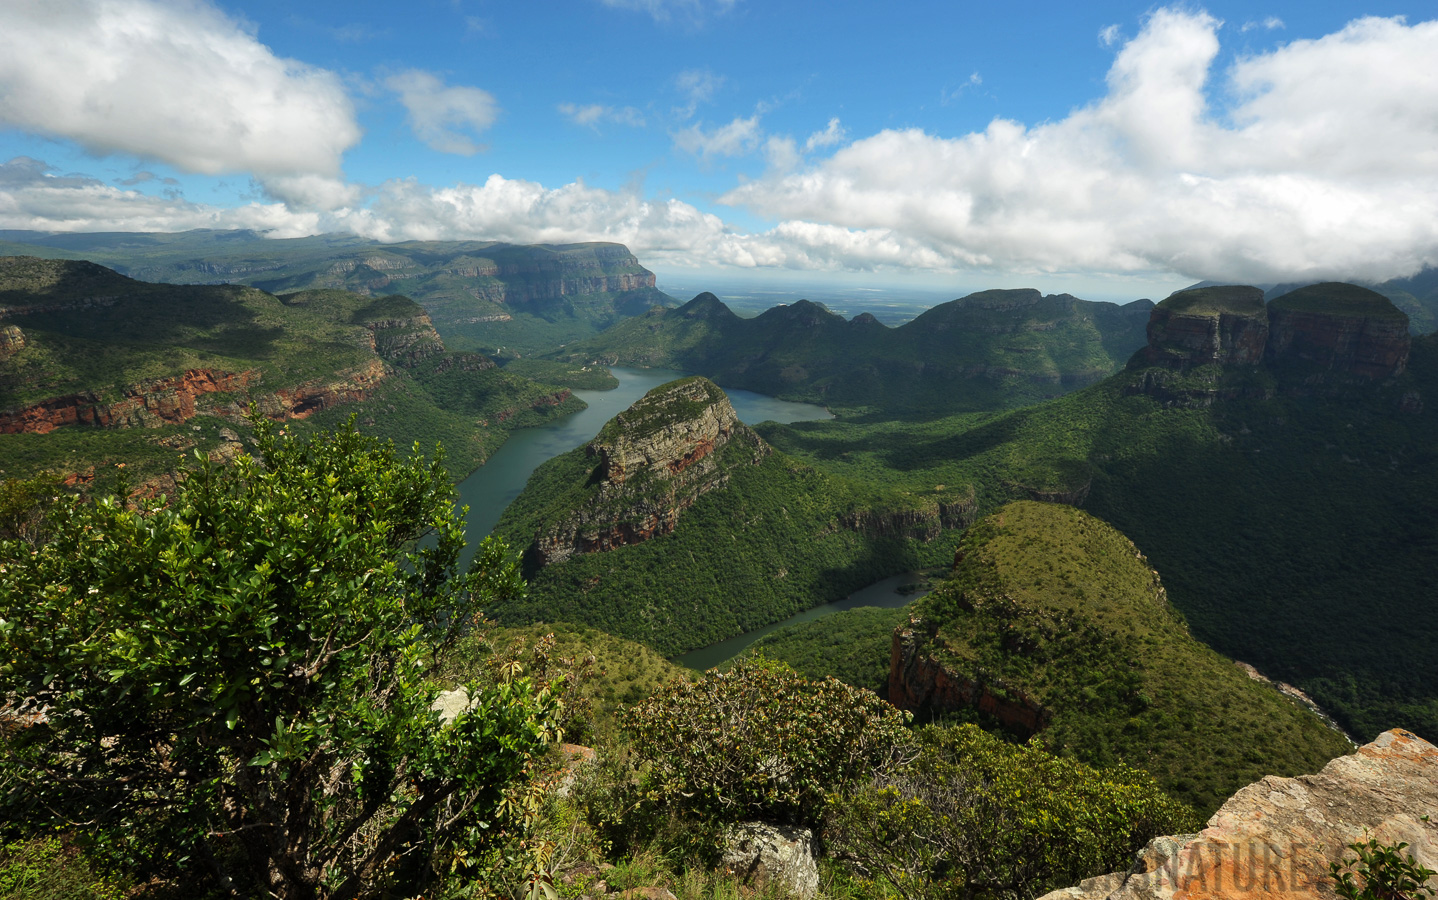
xmin=1037 ymin=728 xmax=1438 ymax=899
xmin=721 ymin=822 xmax=820 ymax=900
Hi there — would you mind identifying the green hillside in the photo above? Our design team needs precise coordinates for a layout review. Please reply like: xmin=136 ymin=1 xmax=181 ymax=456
xmin=755 ymin=335 xmax=1438 ymax=742
xmin=906 ymin=501 xmax=1352 ymax=813
xmin=0 ymin=230 xmax=675 ymax=356
xmin=552 ymin=289 xmax=1152 ymax=414
xmin=487 ymin=382 xmax=966 ymax=655
xmin=0 ymin=257 xmax=583 ymax=482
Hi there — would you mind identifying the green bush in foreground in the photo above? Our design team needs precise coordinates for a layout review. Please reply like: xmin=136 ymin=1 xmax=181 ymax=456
xmin=621 ymin=658 xmax=912 ymax=828
xmin=0 ymin=419 xmax=560 ymax=900
xmin=1331 ymin=838 xmax=1437 ymax=900
xmin=826 ymin=724 xmax=1198 ymax=900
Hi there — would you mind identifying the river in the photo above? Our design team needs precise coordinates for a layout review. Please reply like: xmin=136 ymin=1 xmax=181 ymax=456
xmin=455 ymin=367 xmax=832 ymax=553
xmin=673 ymin=571 xmax=931 ymax=671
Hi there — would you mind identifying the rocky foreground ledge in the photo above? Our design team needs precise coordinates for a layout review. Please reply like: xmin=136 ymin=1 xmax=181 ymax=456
xmin=1040 ymin=728 xmax=1437 ymax=900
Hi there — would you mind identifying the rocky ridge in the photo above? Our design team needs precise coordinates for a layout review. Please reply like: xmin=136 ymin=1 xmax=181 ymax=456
xmin=1040 ymin=728 xmax=1437 ymax=900
xmin=1140 ymin=282 xmax=1411 ymax=379
xmin=527 ymin=377 xmax=769 ymax=567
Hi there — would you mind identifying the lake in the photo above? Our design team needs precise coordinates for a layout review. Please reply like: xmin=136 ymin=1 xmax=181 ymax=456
xmin=454 ymin=367 xmax=832 ymax=558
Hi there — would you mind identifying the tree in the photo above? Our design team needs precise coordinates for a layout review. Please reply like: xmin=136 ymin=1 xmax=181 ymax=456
xmin=825 ymin=724 xmax=1197 ymax=900
xmin=0 ymin=419 xmax=561 ymax=899
xmin=621 ymin=657 xmax=913 ymax=828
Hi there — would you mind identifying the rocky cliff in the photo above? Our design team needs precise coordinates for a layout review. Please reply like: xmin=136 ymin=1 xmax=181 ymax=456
xmin=365 ymin=314 xmax=446 ymax=366
xmin=1268 ymin=282 xmax=1411 ymax=379
xmin=888 ymin=621 xmax=1051 ymax=736
xmin=1040 ymin=728 xmax=1437 ymax=900
xmin=0 ymin=325 xmax=24 ymax=361
xmin=527 ymin=377 xmax=769 ymax=567
xmin=0 ymin=368 xmax=260 ymax=434
xmin=1140 ymin=285 xmax=1269 ymax=369
xmin=1137 ymin=282 xmax=1410 ymax=381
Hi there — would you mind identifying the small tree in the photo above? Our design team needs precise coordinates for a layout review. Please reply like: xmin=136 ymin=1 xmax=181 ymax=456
xmin=621 ymin=657 xmax=912 ymax=828
xmin=0 ymin=419 xmax=561 ymax=899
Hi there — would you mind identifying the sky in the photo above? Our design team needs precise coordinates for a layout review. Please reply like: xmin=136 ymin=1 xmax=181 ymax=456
xmin=1 ymin=0 xmax=1436 ymax=302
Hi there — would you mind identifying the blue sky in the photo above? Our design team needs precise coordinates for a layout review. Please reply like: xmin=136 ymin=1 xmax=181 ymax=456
xmin=1 ymin=0 xmax=1436 ymax=301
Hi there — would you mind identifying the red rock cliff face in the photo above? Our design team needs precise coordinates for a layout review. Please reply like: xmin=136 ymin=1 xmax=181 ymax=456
xmin=0 ymin=368 xmax=261 ymax=434
xmin=888 ymin=624 xmax=1051 ymax=737
xmin=0 ymin=358 xmax=390 ymax=434
xmin=528 ymin=377 xmax=769 ymax=568
xmin=1266 ymin=286 xmax=1411 ymax=379
xmin=1141 ymin=286 xmax=1269 ymax=370
xmin=0 ymin=325 xmax=23 ymax=361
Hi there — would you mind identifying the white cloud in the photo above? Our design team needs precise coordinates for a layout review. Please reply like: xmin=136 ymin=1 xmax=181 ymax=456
xmin=718 ymin=8 xmax=1438 ymax=283
xmin=1241 ymin=16 xmax=1285 ymax=32
xmin=804 ymin=118 xmax=847 ymax=152
xmin=558 ymin=103 xmax=646 ymax=130
xmin=674 ymin=115 xmax=763 ymax=160
xmin=599 ymin=0 xmax=737 ymax=25
xmin=0 ymin=0 xmax=359 ymax=177
xmin=674 ymin=68 xmax=725 ymax=118
xmin=385 ymin=70 xmax=498 ymax=156
xmin=1099 ymin=24 xmax=1123 ymax=47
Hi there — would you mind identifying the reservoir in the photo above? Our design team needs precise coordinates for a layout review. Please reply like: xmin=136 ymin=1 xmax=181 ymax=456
xmin=455 ymin=367 xmax=832 ymax=553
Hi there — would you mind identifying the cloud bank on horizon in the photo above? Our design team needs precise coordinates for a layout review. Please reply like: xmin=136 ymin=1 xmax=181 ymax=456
xmin=1 ymin=0 xmax=1436 ymax=286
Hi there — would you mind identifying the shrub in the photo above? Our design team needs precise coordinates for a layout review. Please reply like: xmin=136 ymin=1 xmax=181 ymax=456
xmin=0 ymin=419 xmax=560 ymax=899
xmin=620 ymin=658 xmax=912 ymax=827
xmin=825 ymin=724 xmax=1198 ymax=900
xmin=1331 ymin=838 xmax=1437 ymax=900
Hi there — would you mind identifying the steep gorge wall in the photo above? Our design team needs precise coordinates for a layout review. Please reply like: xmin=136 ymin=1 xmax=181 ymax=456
xmin=888 ymin=623 xmax=1052 ymax=736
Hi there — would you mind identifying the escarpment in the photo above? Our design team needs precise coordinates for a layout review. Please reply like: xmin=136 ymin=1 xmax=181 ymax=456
xmin=527 ymin=377 xmax=770 ymax=568
xmin=1040 ymin=728 xmax=1437 ymax=900
xmin=1137 ymin=282 xmax=1410 ymax=379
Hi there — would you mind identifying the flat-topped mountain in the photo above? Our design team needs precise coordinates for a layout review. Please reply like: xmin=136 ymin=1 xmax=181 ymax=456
xmin=1139 ymin=282 xmax=1410 ymax=378
xmin=0 ymin=256 xmax=581 ymax=483
xmin=552 ymin=288 xmax=1153 ymax=414
xmin=0 ymin=230 xmax=675 ymax=355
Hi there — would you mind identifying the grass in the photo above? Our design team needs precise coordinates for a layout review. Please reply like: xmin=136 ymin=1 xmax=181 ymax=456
xmin=1270 ymin=282 xmax=1411 ymax=319
xmin=1156 ymin=285 xmax=1266 ymax=316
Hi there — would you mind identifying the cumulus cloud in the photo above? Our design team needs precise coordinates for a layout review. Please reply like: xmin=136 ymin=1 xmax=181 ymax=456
xmin=385 ymin=70 xmax=498 ymax=156
xmin=804 ymin=118 xmax=847 ymax=152
xmin=1241 ymin=16 xmax=1285 ymax=32
xmin=720 ymin=8 xmax=1438 ymax=283
xmin=0 ymin=157 xmax=318 ymax=235
xmin=0 ymin=0 xmax=359 ymax=177
xmin=558 ymin=103 xmax=646 ymax=130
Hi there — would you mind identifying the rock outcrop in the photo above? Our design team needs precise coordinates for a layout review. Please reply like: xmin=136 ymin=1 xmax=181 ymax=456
xmin=366 ymin=314 xmax=445 ymax=365
xmin=721 ymin=822 xmax=820 ymax=900
xmin=1267 ymin=282 xmax=1411 ymax=379
xmin=0 ymin=325 xmax=23 ymax=360
xmin=1141 ymin=286 xmax=1270 ymax=370
xmin=1136 ymin=282 xmax=1411 ymax=382
xmin=527 ymin=377 xmax=769 ymax=568
xmin=888 ymin=623 xmax=1051 ymax=737
xmin=0 ymin=368 xmax=261 ymax=434
xmin=1039 ymin=728 xmax=1437 ymax=900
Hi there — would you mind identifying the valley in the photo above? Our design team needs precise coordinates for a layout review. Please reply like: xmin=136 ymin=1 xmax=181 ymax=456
xmin=2 ymin=238 xmax=1434 ymax=898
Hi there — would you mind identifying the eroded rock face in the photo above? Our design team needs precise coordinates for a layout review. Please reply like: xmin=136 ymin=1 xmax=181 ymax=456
xmin=888 ymin=624 xmax=1051 ymax=737
xmin=1267 ymin=283 xmax=1410 ymax=379
xmin=1038 ymin=728 xmax=1438 ymax=900
xmin=721 ymin=822 xmax=820 ymax=900
xmin=1141 ymin=286 xmax=1269 ymax=370
xmin=528 ymin=377 xmax=769 ymax=567
xmin=366 ymin=315 xmax=445 ymax=366
xmin=0 ymin=368 xmax=262 ymax=434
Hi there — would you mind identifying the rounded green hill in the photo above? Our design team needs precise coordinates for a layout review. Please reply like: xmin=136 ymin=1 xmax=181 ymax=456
xmin=1156 ymin=284 xmax=1266 ymax=316
xmin=1269 ymin=282 xmax=1408 ymax=319
xmin=910 ymin=500 xmax=1352 ymax=813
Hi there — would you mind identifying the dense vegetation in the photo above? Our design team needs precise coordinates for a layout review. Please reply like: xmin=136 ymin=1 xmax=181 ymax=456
xmin=753 ymin=337 xmax=1438 ymax=743
xmin=549 ymin=289 xmax=1153 ymax=414
xmin=0 ymin=420 xmax=561 ymax=899
xmin=490 ymin=426 xmax=959 ymax=655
